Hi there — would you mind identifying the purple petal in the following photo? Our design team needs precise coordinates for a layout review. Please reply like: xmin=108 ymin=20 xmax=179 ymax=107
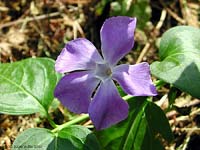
xmin=88 ymin=79 xmax=129 ymax=130
xmin=112 ymin=63 xmax=157 ymax=96
xmin=55 ymin=38 xmax=103 ymax=73
xmin=54 ymin=71 xmax=100 ymax=113
xmin=100 ymin=16 xmax=136 ymax=65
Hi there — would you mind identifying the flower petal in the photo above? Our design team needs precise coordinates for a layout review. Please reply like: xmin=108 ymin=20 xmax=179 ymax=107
xmin=100 ymin=16 xmax=136 ymax=65
xmin=54 ymin=71 xmax=100 ymax=113
xmin=88 ymin=79 xmax=129 ymax=130
xmin=55 ymin=38 xmax=103 ymax=73
xmin=112 ymin=63 xmax=157 ymax=96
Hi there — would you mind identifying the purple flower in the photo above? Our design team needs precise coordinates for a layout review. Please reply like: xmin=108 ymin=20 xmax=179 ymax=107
xmin=54 ymin=16 xmax=157 ymax=130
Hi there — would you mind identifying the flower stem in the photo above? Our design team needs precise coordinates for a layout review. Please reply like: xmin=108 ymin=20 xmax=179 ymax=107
xmin=51 ymin=95 xmax=134 ymax=133
xmin=123 ymin=95 xmax=133 ymax=101
xmin=51 ymin=114 xmax=89 ymax=133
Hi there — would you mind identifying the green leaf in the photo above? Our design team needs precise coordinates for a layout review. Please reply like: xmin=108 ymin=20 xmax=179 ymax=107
xmin=168 ymin=87 xmax=178 ymax=106
xmin=12 ymin=128 xmax=54 ymax=150
xmin=117 ymin=86 xmax=127 ymax=97
xmin=0 ymin=58 xmax=60 ymax=115
xmin=151 ymin=26 xmax=200 ymax=98
xmin=58 ymin=125 xmax=101 ymax=150
xmin=120 ymin=98 xmax=149 ymax=150
xmin=145 ymin=102 xmax=174 ymax=142
xmin=96 ymin=97 xmax=173 ymax=150
xmin=12 ymin=125 xmax=100 ymax=150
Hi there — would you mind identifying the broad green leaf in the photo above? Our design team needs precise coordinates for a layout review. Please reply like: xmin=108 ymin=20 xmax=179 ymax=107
xmin=12 ymin=128 xmax=54 ymax=150
xmin=151 ymin=26 xmax=200 ymax=98
xmin=121 ymin=102 xmax=148 ymax=150
xmin=0 ymin=58 xmax=60 ymax=115
xmin=58 ymin=125 xmax=101 ymax=150
xmin=96 ymin=97 xmax=173 ymax=150
xmin=145 ymin=102 xmax=174 ymax=142
xmin=12 ymin=125 xmax=100 ymax=150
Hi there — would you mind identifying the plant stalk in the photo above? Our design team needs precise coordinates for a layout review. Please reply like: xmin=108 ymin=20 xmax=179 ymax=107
xmin=51 ymin=94 xmax=134 ymax=133
xmin=51 ymin=114 xmax=89 ymax=133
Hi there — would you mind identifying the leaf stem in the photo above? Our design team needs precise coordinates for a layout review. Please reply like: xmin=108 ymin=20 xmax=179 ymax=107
xmin=51 ymin=114 xmax=89 ymax=133
xmin=51 ymin=95 xmax=134 ymax=133
xmin=123 ymin=95 xmax=133 ymax=101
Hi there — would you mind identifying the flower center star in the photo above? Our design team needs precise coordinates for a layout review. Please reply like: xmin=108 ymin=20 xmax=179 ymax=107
xmin=95 ymin=63 xmax=112 ymax=81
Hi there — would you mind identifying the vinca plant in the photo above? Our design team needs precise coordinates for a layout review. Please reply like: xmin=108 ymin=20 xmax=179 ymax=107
xmin=0 ymin=16 xmax=200 ymax=150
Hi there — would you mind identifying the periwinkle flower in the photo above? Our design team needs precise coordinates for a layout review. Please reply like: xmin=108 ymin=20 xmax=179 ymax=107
xmin=54 ymin=16 xmax=157 ymax=130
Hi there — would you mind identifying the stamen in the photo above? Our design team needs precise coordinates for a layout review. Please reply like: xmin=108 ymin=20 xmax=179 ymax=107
xmin=95 ymin=63 xmax=112 ymax=81
xmin=106 ymin=68 xmax=112 ymax=76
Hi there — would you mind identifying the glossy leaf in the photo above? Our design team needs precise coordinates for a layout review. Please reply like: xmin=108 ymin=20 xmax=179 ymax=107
xmin=96 ymin=97 xmax=173 ymax=150
xmin=151 ymin=26 xmax=200 ymax=98
xmin=12 ymin=125 xmax=100 ymax=150
xmin=0 ymin=58 xmax=60 ymax=115
xmin=12 ymin=128 xmax=54 ymax=150
xmin=145 ymin=102 xmax=174 ymax=142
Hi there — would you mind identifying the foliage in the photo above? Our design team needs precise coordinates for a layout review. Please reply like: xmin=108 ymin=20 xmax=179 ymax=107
xmin=151 ymin=26 xmax=200 ymax=99
xmin=0 ymin=58 xmax=61 ymax=116
xmin=95 ymin=97 xmax=173 ymax=150
xmin=12 ymin=125 xmax=100 ymax=150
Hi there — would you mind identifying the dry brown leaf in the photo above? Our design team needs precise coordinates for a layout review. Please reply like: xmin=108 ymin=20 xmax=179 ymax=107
xmin=7 ymin=29 xmax=27 ymax=45
xmin=0 ymin=42 xmax=11 ymax=56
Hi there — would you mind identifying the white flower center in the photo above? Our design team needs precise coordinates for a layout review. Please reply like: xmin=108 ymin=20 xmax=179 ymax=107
xmin=95 ymin=63 xmax=112 ymax=81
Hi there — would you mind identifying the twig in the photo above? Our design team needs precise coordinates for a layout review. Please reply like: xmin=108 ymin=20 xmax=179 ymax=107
xmin=5 ymin=136 xmax=11 ymax=150
xmin=0 ymin=6 xmax=9 ymax=12
xmin=167 ymin=99 xmax=200 ymax=119
xmin=0 ymin=12 xmax=61 ymax=29
xmin=155 ymin=94 xmax=168 ymax=107
xmin=63 ymin=15 xmax=85 ymax=38
xmin=83 ymin=120 xmax=92 ymax=126
xmin=136 ymin=42 xmax=151 ymax=64
xmin=29 ymin=22 xmax=54 ymax=52
xmin=159 ymin=0 xmax=186 ymax=24
xmin=169 ymin=108 xmax=200 ymax=125
xmin=136 ymin=9 xmax=167 ymax=64
xmin=165 ymin=7 xmax=186 ymax=24
xmin=75 ymin=21 xmax=85 ymax=38
xmin=179 ymin=127 xmax=200 ymax=132
xmin=65 ymin=0 xmax=91 ymax=4
xmin=175 ymin=128 xmax=194 ymax=150
xmin=155 ymin=9 xmax=167 ymax=30
xmin=180 ymin=135 xmax=190 ymax=150
xmin=179 ymin=0 xmax=199 ymax=27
